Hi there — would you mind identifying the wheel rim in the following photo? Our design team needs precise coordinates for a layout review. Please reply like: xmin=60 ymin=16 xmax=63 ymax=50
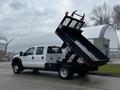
xmin=60 ymin=68 xmax=68 ymax=78
xmin=14 ymin=65 xmax=19 ymax=72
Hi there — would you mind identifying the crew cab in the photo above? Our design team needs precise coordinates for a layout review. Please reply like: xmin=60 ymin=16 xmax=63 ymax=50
xmin=12 ymin=46 xmax=63 ymax=71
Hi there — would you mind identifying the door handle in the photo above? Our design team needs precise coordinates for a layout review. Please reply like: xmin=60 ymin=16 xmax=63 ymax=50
xmin=41 ymin=56 xmax=44 ymax=59
xmin=32 ymin=56 xmax=34 ymax=59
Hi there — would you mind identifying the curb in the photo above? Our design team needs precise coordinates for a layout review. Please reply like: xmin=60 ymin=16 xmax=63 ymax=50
xmin=89 ymin=72 xmax=120 ymax=77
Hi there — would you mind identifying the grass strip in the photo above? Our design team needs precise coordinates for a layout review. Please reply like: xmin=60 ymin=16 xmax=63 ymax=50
xmin=98 ymin=64 xmax=120 ymax=75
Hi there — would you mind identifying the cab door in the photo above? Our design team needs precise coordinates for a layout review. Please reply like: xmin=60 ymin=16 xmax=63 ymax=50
xmin=21 ymin=47 xmax=35 ymax=67
xmin=33 ymin=46 xmax=45 ymax=68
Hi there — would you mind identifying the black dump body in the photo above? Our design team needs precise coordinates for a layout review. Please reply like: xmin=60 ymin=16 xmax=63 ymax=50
xmin=55 ymin=12 xmax=109 ymax=68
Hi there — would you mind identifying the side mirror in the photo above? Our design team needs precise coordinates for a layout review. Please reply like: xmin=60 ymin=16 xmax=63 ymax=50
xmin=20 ymin=51 xmax=24 ymax=56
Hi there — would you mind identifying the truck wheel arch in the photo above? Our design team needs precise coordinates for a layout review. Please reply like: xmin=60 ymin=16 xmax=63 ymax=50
xmin=12 ymin=58 xmax=23 ymax=68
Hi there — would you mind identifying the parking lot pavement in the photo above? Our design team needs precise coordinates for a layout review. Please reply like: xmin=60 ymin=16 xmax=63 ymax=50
xmin=0 ymin=62 xmax=120 ymax=90
xmin=0 ymin=62 xmax=11 ymax=68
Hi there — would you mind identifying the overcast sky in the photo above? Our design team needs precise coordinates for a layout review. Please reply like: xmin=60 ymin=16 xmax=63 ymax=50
xmin=0 ymin=0 xmax=120 ymax=40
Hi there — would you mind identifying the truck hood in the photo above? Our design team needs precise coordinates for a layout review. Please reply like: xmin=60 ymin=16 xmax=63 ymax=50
xmin=12 ymin=54 xmax=20 ymax=59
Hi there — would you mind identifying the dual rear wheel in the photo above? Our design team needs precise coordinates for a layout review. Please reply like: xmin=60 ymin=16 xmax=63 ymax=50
xmin=58 ymin=65 xmax=88 ymax=79
xmin=58 ymin=66 xmax=73 ymax=79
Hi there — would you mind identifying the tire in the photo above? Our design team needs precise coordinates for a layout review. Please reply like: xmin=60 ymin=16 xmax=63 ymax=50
xmin=12 ymin=63 xmax=22 ymax=74
xmin=58 ymin=66 xmax=73 ymax=79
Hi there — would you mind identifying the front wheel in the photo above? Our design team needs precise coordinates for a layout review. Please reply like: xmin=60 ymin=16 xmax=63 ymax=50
xmin=58 ymin=66 xmax=73 ymax=79
xmin=12 ymin=63 xmax=22 ymax=74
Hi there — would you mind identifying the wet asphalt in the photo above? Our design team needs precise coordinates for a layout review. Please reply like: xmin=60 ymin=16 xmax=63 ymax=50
xmin=0 ymin=62 xmax=120 ymax=90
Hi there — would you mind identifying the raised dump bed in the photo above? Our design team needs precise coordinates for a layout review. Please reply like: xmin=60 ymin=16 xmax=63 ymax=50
xmin=55 ymin=11 xmax=109 ymax=68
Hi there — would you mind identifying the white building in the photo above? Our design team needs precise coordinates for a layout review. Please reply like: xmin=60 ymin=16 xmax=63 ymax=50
xmin=82 ymin=24 xmax=120 ymax=59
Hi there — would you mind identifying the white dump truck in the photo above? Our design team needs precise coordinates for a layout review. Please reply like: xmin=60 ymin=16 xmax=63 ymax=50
xmin=12 ymin=11 xmax=109 ymax=79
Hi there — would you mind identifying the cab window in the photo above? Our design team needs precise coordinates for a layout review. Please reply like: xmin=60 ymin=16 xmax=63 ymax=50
xmin=47 ymin=46 xmax=62 ymax=54
xmin=25 ymin=47 xmax=35 ymax=55
xmin=36 ymin=47 xmax=44 ymax=55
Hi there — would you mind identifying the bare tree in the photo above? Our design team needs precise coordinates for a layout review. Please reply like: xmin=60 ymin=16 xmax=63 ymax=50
xmin=112 ymin=5 xmax=120 ymax=30
xmin=112 ymin=5 xmax=120 ymax=22
xmin=90 ymin=3 xmax=110 ymax=26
